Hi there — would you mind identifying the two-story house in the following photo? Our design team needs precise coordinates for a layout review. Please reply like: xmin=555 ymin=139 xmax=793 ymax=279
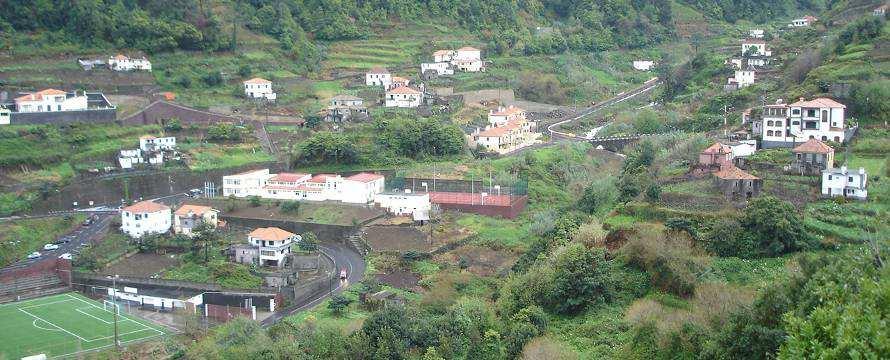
xmin=121 ymin=200 xmax=172 ymax=238
xmin=471 ymin=106 xmax=539 ymax=154
xmin=223 ymin=169 xmax=274 ymax=197
xmin=366 ymin=67 xmax=392 ymax=87
xmin=699 ymin=142 xmax=733 ymax=168
xmin=243 ymin=78 xmax=276 ymax=100
xmin=385 ymin=85 xmax=423 ymax=108
xmin=789 ymin=15 xmax=817 ymax=27
xmin=173 ymin=205 xmax=220 ymax=237
xmin=325 ymin=95 xmax=368 ymax=122
xmin=790 ymin=138 xmax=834 ymax=175
xmin=822 ymin=166 xmax=867 ymax=200
xmin=139 ymin=135 xmax=177 ymax=152
xmin=758 ymin=97 xmax=847 ymax=148
xmin=248 ymin=227 xmax=299 ymax=267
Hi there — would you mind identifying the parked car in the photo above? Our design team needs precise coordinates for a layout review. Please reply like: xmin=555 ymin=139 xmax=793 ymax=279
xmin=52 ymin=239 xmax=65 ymax=245
xmin=27 ymin=252 xmax=41 ymax=259
xmin=58 ymin=253 xmax=73 ymax=260
xmin=339 ymin=269 xmax=348 ymax=279
xmin=82 ymin=218 xmax=93 ymax=226
xmin=43 ymin=243 xmax=60 ymax=251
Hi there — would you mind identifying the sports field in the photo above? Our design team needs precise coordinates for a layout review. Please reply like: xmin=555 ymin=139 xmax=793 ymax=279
xmin=0 ymin=292 xmax=166 ymax=359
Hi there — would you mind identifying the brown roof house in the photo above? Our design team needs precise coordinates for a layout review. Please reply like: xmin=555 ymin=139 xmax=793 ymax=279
xmin=699 ymin=142 xmax=734 ymax=169
xmin=790 ymin=138 xmax=834 ymax=175
xmin=712 ymin=165 xmax=762 ymax=201
xmin=173 ymin=204 xmax=220 ymax=237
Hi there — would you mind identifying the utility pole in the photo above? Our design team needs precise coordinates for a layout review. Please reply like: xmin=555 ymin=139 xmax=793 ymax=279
xmin=110 ymin=274 xmax=120 ymax=352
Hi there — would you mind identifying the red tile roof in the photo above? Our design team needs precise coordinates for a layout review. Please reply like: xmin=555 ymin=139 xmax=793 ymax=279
xmin=249 ymin=227 xmax=295 ymax=241
xmin=268 ymin=173 xmax=310 ymax=183
xmin=347 ymin=172 xmax=384 ymax=183
xmin=387 ymin=85 xmax=422 ymax=95
xmin=368 ymin=67 xmax=389 ymax=74
xmin=391 ymin=76 xmax=410 ymax=83
xmin=789 ymin=97 xmax=845 ymax=108
xmin=478 ymin=121 xmax=521 ymax=137
xmin=308 ymin=174 xmax=338 ymax=183
xmin=713 ymin=166 xmax=759 ymax=180
xmin=701 ymin=142 xmax=732 ymax=155
xmin=490 ymin=106 xmax=525 ymax=117
xmin=458 ymin=46 xmax=481 ymax=51
xmin=139 ymin=135 xmax=157 ymax=140
xmin=123 ymin=200 xmax=170 ymax=213
xmin=433 ymin=50 xmax=452 ymax=56
xmin=792 ymin=138 xmax=834 ymax=154
xmin=15 ymin=89 xmax=67 ymax=102
xmin=175 ymin=204 xmax=216 ymax=216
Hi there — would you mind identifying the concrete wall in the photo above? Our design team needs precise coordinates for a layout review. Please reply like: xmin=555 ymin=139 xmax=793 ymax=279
xmin=9 ymin=108 xmax=117 ymax=125
xmin=221 ymin=215 xmax=358 ymax=242
xmin=121 ymin=100 xmax=241 ymax=126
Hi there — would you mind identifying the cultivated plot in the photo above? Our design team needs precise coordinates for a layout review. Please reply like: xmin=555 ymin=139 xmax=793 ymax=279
xmin=0 ymin=292 xmax=166 ymax=359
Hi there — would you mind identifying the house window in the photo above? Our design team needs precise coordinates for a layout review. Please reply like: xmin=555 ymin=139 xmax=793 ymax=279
xmin=848 ymin=176 xmax=853 ymax=182
xmin=767 ymin=120 xmax=774 ymax=126
xmin=792 ymin=109 xmax=800 ymax=115
xmin=821 ymin=110 xmax=828 ymax=122
xmin=834 ymin=136 xmax=840 ymax=142
xmin=828 ymin=175 xmax=832 ymax=180
xmin=767 ymin=130 xmax=773 ymax=136
xmin=822 ymin=136 xmax=827 ymax=141
xmin=807 ymin=109 xmax=817 ymax=117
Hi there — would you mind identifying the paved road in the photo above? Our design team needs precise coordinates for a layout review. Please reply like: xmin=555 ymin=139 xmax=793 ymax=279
xmin=547 ymin=78 xmax=662 ymax=139
xmin=3 ymin=213 xmax=114 ymax=269
xmin=260 ymin=242 xmax=365 ymax=327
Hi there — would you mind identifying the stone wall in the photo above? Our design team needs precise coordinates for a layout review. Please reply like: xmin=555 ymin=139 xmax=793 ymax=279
xmin=9 ymin=108 xmax=117 ymax=125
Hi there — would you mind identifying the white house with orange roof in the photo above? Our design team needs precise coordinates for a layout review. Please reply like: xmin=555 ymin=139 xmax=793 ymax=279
xmin=742 ymin=39 xmax=771 ymax=57
xmin=385 ymin=85 xmax=423 ymax=108
xmin=243 ymin=77 xmax=276 ymax=100
xmin=758 ymin=97 xmax=847 ymax=148
xmin=223 ymin=169 xmax=274 ymax=197
xmin=247 ymin=227 xmax=300 ymax=267
xmin=453 ymin=46 xmax=484 ymax=72
xmin=173 ymin=204 xmax=220 ymax=237
xmin=366 ymin=67 xmax=392 ymax=87
xmin=471 ymin=106 xmax=539 ymax=153
xmin=488 ymin=106 xmax=526 ymax=126
xmin=14 ymin=89 xmax=88 ymax=113
xmin=108 ymin=54 xmax=152 ymax=71
xmin=121 ymin=200 xmax=172 ymax=238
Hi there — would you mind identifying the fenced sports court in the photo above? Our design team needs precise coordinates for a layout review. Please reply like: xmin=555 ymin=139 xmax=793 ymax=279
xmin=0 ymin=292 xmax=166 ymax=359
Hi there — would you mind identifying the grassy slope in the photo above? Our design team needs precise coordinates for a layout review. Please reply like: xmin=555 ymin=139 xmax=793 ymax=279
xmin=0 ymin=214 xmax=85 ymax=266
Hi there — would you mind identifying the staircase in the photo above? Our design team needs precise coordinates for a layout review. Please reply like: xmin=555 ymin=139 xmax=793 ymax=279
xmin=349 ymin=231 xmax=371 ymax=257
xmin=0 ymin=274 xmax=69 ymax=304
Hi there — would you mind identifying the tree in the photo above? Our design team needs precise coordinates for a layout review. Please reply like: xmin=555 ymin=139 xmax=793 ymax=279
xmin=164 ymin=118 xmax=183 ymax=132
xmin=280 ymin=200 xmax=300 ymax=214
xmin=299 ymin=232 xmax=318 ymax=252
xmin=705 ymin=218 xmax=756 ymax=258
xmin=328 ymin=295 xmax=353 ymax=315
xmin=248 ymin=195 xmax=261 ymax=207
xmin=740 ymin=196 xmax=816 ymax=257
xmin=547 ymin=243 xmax=613 ymax=314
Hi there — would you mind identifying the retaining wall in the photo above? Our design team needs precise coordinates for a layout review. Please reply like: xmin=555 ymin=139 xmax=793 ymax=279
xmin=220 ymin=215 xmax=359 ymax=242
xmin=9 ymin=108 xmax=117 ymax=125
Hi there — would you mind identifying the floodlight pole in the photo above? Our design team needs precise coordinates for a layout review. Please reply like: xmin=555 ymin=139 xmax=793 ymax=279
xmin=109 ymin=274 xmax=120 ymax=352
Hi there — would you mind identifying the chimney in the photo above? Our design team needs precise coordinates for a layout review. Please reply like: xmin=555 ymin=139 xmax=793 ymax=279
xmin=841 ymin=165 xmax=847 ymax=173
xmin=799 ymin=97 xmax=805 ymax=102
xmin=859 ymin=167 xmax=865 ymax=175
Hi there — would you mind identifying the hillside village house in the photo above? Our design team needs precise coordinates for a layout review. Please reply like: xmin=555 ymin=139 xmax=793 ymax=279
xmin=822 ymin=166 xmax=868 ymax=200
xmin=245 ymin=227 xmax=299 ymax=268
xmin=324 ymin=94 xmax=368 ymax=122
xmin=0 ymin=106 xmax=10 ymax=125
xmin=712 ymin=165 xmax=762 ymax=201
xmin=139 ymin=135 xmax=176 ymax=152
xmin=725 ymin=140 xmax=757 ymax=158
xmin=790 ymin=15 xmax=817 ymax=27
xmin=243 ymin=78 xmax=276 ymax=100
xmin=742 ymin=39 xmax=771 ymax=57
xmin=791 ymin=138 xmax=834 ymax=175
xmin=366 ymin=67 xmax=392 ymax=87
xmin=431 ymin=47 xmax=485 ymax=72
xmin=223 ymin=169 xmax=386 ymax=204
xmin=389 ymin=76 xmax=411 ymax=90
xmin=14 ymin=89 xmax=88 ymax=113
xmin=875 ymin=5 xmax=887 ymax=17
xmin=108 ymin=54 xmax=152 ymax=71
xmin=374 ymin=190 xmax=432 ymax=223
xmin=173 ymin=205 xmax=220 ymax=237
xmin=758 ymin=97 xmax=847 ymax=148
xmin=118 ymin=149 xmax=146 ymax=169
xmin=749 ymin=29 xmax=765 ymax=38
xmin=421 ymin=61 xmax=454 ymax=77
xmin=632 ymin=60 xmax=655 ymax=71
xmin=727 ymin=67 xmax=756 ymax=89
xmin=223 ymin=169 xmax=274 ymax=197
xmin=471 ymin=106 xmax=540 ymax=154
xmin=385 ymin=85 xmax=423 ymax=108
xmin=121 ymin=200 xmax=172 ymax=238
xmin=699 ymin=142 xmax=733 ymax=168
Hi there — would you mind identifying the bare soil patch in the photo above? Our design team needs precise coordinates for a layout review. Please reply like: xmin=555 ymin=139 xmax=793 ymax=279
xmin=364 ymin=226 xmax=433 ymax=252
xmin=185 ymin=198 xmax=383 ymax=226
xmin=104 ymin=253 xmax=180 ymax=277
xmin=374 ymin=270 xmax=421 ymax=290
xmin=434 ymin=245 xmax=517 ymax=277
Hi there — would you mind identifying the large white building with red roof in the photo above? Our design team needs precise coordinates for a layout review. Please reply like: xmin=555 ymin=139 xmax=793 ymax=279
xmin=121 ymin=200 xmax=172 ymax=238
xmin=223 ymin=169 xmax=385 ymax=203
xmin=758 ymin=97 xmax=847 ymax=148
xmin=243 ymin=77 xmax=276 ymax=100
xmin=14 ymin=89 xmax=88 ymax=113
xmin=470 ymin=106 xmax=539 ymax=153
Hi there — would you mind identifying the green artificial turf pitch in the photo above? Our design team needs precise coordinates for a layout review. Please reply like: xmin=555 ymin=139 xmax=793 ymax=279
xmin=0 ymin=292 xmax=166 ymax=359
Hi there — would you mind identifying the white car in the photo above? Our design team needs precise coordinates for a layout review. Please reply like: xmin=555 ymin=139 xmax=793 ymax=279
xmin=43 ymin=243 xmax=60 ymax=251
xmin=27 ymin=252 xmax=41 ymax=259
xmin=58 ymin=253 xmax=73 ymax=260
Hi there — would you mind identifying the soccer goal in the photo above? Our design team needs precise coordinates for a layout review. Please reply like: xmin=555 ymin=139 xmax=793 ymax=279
xmin=103 ymin=300 xmax=121 ymax=315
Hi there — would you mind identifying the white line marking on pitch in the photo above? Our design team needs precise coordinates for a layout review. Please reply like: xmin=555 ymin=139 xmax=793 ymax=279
xmin=18 ymin=308 xmax=88 ymax=342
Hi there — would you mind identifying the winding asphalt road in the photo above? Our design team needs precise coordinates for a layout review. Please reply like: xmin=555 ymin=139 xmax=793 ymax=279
xmin=260 ymin=242 xmax=365 ymax=327
xmin=547 ymin=77 xmax=662 ymax=140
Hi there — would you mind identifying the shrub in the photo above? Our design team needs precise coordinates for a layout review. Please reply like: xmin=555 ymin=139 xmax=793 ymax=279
xmin=618 ymin=227 xmax=709 ymax=297
xmin=248 ymin=196 xmax=261 ymax=207
xmin=280 ymin=200 xmax=300 ymax=214
xmin=704 ymin=219 xmax=756 ymax=258
xmin=741 ymin=196 xmax=817 ymax=257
